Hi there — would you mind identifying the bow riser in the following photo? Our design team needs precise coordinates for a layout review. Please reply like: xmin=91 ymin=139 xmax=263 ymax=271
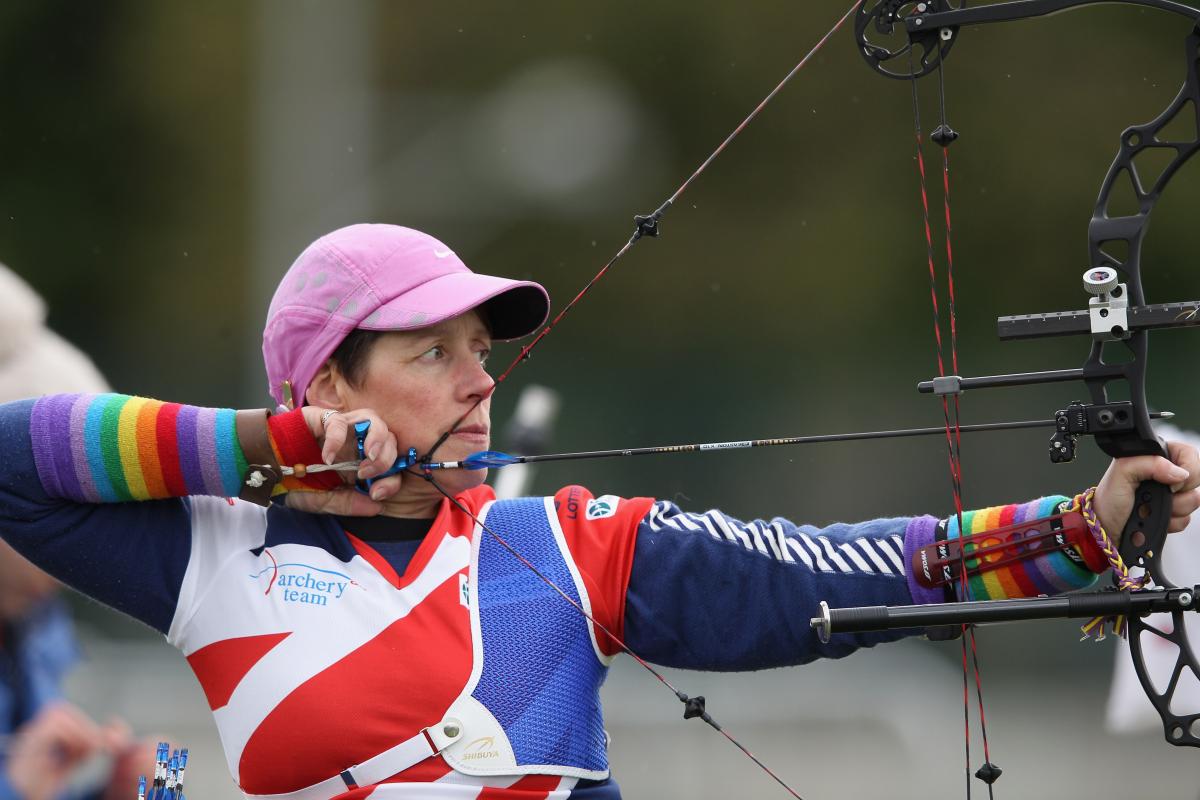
xmin=1084 ymin=27 xmax=1200 ymax=464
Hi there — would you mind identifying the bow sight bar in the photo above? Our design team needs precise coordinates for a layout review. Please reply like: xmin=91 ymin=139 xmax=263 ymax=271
xmin=915 ymin=265 xmax=1200 ymax=465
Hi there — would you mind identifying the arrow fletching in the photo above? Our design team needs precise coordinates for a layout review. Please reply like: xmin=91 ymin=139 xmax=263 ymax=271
xmin=460 ymin=450 xmax=523 ymax=469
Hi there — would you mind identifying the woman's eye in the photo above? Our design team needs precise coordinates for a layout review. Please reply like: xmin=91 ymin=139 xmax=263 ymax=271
xmin=421 ymin=345 xmax=446 ymax=360
xmin=477 ymin=349 xmax=491 ymax=366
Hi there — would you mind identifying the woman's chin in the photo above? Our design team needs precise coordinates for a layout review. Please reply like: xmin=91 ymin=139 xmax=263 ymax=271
xmin=429 ymin=468 xmax=489 ymax=497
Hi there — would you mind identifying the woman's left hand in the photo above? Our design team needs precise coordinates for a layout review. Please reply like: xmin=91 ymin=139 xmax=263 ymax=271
xmin=1093 ymin=440 xmax=1200 ymax=541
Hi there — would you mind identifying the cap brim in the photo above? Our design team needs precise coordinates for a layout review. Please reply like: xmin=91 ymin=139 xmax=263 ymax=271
xmin=357 ymin=272 xmax=548 ymax=341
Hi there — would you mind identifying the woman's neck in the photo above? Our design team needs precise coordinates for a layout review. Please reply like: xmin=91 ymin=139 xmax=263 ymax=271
xmin=374 ymin=473 xmax=486 ymax=518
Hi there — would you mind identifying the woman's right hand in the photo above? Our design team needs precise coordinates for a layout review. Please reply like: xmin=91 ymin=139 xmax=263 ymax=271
xmin=289 ymin=407 xmax=405 ymax=515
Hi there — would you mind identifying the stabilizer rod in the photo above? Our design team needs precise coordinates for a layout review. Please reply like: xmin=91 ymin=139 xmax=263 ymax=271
xmin=810 ymin=587 xmax=1198 ymax=642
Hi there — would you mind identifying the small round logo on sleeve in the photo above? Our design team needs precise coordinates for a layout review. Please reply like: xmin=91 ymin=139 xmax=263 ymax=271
xmin=585 ymin=496 xmax=618 ymax=520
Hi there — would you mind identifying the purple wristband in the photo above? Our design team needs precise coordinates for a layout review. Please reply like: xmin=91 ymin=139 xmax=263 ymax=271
xmin=903 ymin=515 xmax=945 ymax=605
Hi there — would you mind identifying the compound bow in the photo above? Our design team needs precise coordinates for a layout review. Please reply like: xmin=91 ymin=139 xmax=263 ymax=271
xmin=810 ymin=0 xmax=1200 ymax=793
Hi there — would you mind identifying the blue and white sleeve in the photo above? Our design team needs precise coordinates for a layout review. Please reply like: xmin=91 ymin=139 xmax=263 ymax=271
xmin=623 ymin=500 xmax=940 ymax=670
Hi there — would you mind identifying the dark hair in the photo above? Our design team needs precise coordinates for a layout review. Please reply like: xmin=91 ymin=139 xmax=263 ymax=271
xmin=330 ymin=329 xmax=384 ymax=388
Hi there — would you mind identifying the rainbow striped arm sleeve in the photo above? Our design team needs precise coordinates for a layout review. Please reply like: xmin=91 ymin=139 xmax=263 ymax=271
xmin=946 ymin=495 xmax=1098 ymax=601
xmin=29 ymin=394 xmax=251 ymax=502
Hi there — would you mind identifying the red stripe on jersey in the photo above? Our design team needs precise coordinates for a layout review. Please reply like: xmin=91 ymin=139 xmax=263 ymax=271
xmin=479 ymin=773 xmax=562 ymax=797
xmin=390 ymin=755 xmax=454 ymax=783
xmin=403 ymin=486 xmax=493 ymax=585
xmin=325 ymin=787 xmax=376 ymax=800
xmin=238 ymin=571 xmax=472 ymax=794
xmin=187 ymin=631 xmax=292 ymax=711
xmin=553 ymin=486 xmax=654 ymax=656
xmin=346 ymin=532 xmax=401 ymax=588
xmin=345 ymin=486 xmax=492 ymax=591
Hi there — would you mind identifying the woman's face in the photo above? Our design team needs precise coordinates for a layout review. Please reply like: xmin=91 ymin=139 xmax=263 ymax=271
xmin=340 ymin=310 xmax=495 ymax=495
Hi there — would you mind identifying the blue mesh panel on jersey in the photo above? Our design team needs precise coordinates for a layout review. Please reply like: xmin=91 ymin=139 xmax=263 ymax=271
xmin=473 ymin=497 xmax=609 ymax=773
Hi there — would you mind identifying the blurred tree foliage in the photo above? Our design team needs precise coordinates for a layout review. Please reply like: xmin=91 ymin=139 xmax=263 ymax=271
xmin=0 ymin=1 xmax=250 ymax=404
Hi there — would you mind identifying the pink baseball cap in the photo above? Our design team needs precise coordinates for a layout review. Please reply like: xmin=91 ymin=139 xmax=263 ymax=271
xmin=263 ymin=224 xmax=549 ymax=407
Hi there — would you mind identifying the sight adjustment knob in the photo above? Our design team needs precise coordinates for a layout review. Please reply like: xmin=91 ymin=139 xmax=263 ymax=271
xmin=1083 ymin=267 xmax=1119 ymax=296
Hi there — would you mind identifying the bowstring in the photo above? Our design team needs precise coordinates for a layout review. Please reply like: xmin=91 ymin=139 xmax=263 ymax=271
xmin=909 ymin=32 xmax=996 ymax=800
xmin=938 ymin=49 xmax=999 ymax=799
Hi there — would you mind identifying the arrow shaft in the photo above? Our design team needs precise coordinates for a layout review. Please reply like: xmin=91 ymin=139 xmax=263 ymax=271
xmin=427 ymin=414 xmax=1171 ymax=470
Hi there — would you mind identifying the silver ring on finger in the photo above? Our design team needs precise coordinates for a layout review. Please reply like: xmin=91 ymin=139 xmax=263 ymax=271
xmin=320 ymin=409 xmax=339 ymax=429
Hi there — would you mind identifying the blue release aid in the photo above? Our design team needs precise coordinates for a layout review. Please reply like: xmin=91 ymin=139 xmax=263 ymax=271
xmin=353 ymin=420 xmax=419 ymax=495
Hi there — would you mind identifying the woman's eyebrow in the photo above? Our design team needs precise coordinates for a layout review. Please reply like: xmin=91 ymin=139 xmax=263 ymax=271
xmin=407 ymin=327 xmax=450 ymax=347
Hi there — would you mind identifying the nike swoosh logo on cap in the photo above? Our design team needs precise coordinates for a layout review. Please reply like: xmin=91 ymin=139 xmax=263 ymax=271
xmin=434 ymin=249 xmax=454 ymax=258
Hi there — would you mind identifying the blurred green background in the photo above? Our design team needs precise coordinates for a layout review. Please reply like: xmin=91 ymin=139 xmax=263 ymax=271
xmin=3 ymin=1 xmax=1199 ymax=797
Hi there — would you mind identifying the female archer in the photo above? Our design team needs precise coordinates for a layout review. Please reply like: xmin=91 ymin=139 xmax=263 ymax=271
xmin=0 ymin=223 xmax=1196 ymax=800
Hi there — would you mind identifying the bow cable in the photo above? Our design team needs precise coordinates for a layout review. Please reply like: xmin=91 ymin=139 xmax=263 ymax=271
xmin=909 ymin=32 xmax=999 ymax=799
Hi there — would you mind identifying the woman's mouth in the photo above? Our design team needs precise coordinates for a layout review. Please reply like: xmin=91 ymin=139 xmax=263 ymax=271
xmin=452 ymin=425 xmax=490 ymax=444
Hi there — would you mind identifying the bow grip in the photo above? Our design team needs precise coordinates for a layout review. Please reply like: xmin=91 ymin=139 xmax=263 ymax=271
xmin=1117 ymin=479 xmax=1172 ymax=585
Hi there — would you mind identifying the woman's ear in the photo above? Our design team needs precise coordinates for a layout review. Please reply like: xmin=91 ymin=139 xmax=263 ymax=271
xmin=304 ymin=361 xmax=347 ymax=410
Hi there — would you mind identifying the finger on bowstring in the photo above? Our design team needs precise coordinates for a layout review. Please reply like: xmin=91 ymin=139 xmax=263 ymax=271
xmin=365 ymin=473 xmax=402 ymax=502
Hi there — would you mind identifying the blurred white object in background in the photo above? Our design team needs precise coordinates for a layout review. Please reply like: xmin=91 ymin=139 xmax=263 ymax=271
xmin=0 ymin=264 xmax=110 ymax=400
xmin=475 ymin=59 xmax=640 ymax=202
xmin=492 ymin=384 xmax=561 ymax=500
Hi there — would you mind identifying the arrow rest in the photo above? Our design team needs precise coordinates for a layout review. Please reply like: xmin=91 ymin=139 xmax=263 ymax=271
xmin=1049 ymin=400 xmax=1143 ymax=464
